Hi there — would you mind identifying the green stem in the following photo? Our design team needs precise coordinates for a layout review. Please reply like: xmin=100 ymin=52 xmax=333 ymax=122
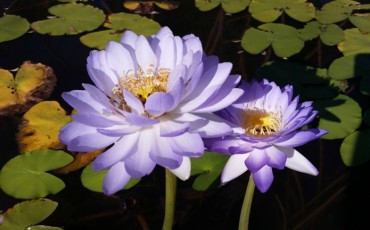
xmin=162 ymin=169 xmax=177 ymax=230
xmin=238 ymin=174 xmax=255 ymax=230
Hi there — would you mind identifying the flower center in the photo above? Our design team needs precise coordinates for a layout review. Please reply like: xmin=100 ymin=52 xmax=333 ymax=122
xmin=241 ymin=109 xmax=281 ymax=137
xmin=110 ymin=66 xmax=170 ymax=111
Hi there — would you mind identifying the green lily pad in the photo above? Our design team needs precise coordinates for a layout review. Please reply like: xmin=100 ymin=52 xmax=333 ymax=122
xmin=0 ymin=149 xmax=74 ymax=199
xmin=31 ymin=3 xmax=105 ymax=35
xmin=299 ymin=21 xmax=344 ymax=46
xmin=0 ymin=199 xmax=61 ymax=230
xmin=340 ymin=129 xmax=370 ymax=166
xmin=314 ymin=94 xmax=362 ymax=140
xmin=338 ymin=28 xmax=370 ymax=56
xmin=249 ymin=0 xmax=315 ymax=23
xmin=190 ymin=152 xmax=229 ymax=191
xmin=328 ymin=54 xmax=370 ymax=80
xmin=316 ymin=0 xmax=360 ymax=24
xmin=195 ymin=0 xmax=222 ymax=11
xmin=0 ymin=15 xmax=30 ymax=42
xmin=221 ymin=0 xmax=250 ymax=14
xmin=350 ymin=13 xmax=370 ymax=32
xmin=81 ymin=163 xmax=140 ymax=193
xmin=242 ymin=23 xmax=304 ymax=57
xmin=80 ymin=29 xmax=122 ymax=50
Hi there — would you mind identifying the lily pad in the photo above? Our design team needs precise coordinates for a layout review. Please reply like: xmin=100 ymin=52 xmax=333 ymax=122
xmin=81 ymin=13 xmax=160 ymax=49
xmin=340 ymin=129 xmax=370 ymax=166
xmin=314 ymin=94 xmax=362 ymax=140
xmin=328 ymin=54 xmax=370 ymax=80
xmin=190 ymin=152 xmax=229 ymax=191
xmin=299 ymin=21 xmax=344 ymax=46
xmin=338 ymin=28 xmax=370 ymax=56
xmin=31 ymin=3 xmax=105 ymax=35
xmin=0 ymin=199 xmax=61 ymax=230
xmin=81 ymin=163 xmax=141 ymax=193
xmin=0 ymin=15 xmax=30 ymax=42
xmin=0 ymin=149 xmax=74 ymax=199
xmin=54 ymin=149 xmax=102 ymax=174
xmin=0 ymin=62 xmax=56 ymax=116
xmin=221 ymin=0 xmax=250 ymax=14
xmin=316 ymin=0 xmax=360 ymax=24
xmin=350 ymin=13 xmax=370 ymax=32
xmin=241 ymin=23 xmax=304 ymax=58
xmin=249 ymin=0 xmax=315 ymax=23
xmin=16 ymin=101 xmax=72 ymax=154
xmin=195 ymin=0 xmax=222 ymax=11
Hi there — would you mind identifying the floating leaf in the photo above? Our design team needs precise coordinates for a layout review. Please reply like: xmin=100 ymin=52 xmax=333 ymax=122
xmin=0 ymin=149 xmax=74 ymax=199
xmin=81 ymin=13 xmax=160 ymax=49
xmin=80 ymin=30 xmax=122 ymax=50
xmin=316 ymin=0 xmax=360 ymax=24
xmin=299 ymin=21 xmax=344 ymax=46
xmin=249 ymin=0 xmax=315 ymax=23
xmin=195 ymin=0 xmax=221 ymax=11
xmin=242 ymin=23 xmax=304 ymax=57
xmin=221 ymin=0 xmax=250 ymax=14
xmin=340 ymin=129 xmax=370 ymax=166
xmin=0 ymin=15 xmax=30 ymax=42
xmin=328 ymin=54 xmax=370 ymax=80
xmin=338 ymin=28 xmax=370 ymax=56
xmin=31 ymin=3 xmax=105 ymax=35
xmin=81 ymin=163 xmax=140 ymax=193
xmin=16 ymin=101 xmax=71 ymax=154
xmin=314 ymin=94 xmax=362 ymax=140
xmin=190 ymin=152 xmax=229 ymax=191
xmin=0 ymin=62 xmax=56 ymax=116
xmin=0 ymin=199 xmax=61 ymax=230
xmin=350 ymin=13 xmax=370 ymax=32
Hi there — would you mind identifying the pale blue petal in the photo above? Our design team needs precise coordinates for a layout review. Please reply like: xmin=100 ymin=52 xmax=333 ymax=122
xmin=278 ymin=146 xmax=319 ymax=176
xmin=253 ymin=165 xmax=274 ymax=193
xmin=145 ymin=92 xmax=174 ymax=117
xmin=159 ymin=119 xmax=189 ymax=137
xmin=169 ymin=157 xmax=190 ymax=181
xmin=274 ymin=129 xmax=327 ymax=147
xmin=103 ymin=162 xmax=131 ymax=195
xmin=135 ymin=35 xmax=157 ymax=72
xmin=169 ymin=132 xmax=204 ymax=157
xmin=265 ymin=146 xmax=287 ymax=169
xmin=125 ymin=113 xmax=159 ymax=126
xmin=122 ymin=89 xmax=144 ymax=114
xmin=244 ymin=149 xmax=269 ymax=173
xmin=221 ymin=154 xmax=249 ymax=184
xmin=149 ymin=136 xmax=182 ymax=169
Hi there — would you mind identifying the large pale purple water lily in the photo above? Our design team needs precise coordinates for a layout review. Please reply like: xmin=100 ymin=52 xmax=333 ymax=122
xmin=204 ymin=79 xmax=328 ymax=193
xmin=59 ymin=27 xmax=243 ymax=195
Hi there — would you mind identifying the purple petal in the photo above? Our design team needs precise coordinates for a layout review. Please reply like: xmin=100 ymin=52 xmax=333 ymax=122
xmin=124 ymin=130 xmax=156 ymax=177
xmin=71 ymin=113 xmax=121 ymax=127
xmin=221 ymin=154 xmax=249 ymax=184
xmin=265 ymin=146 xmax=287 ymax=169
xmin=93 ymin=132 xmax=139 ymax=170
xmin=62 ymin=91 xmax=103 ymax=114
xmin=274 ymin=129 xmax=327 ymax=148
xmin=156 ymin=35 xmax=176 ymax=69
xmin=204 ymin=136 xmax=243 ymax=154
xmin=278 ymin=146 xmax=319 ymax=176
xmin=169 ymin=157 xmax=190 ymax=181
xmin=159 ymin=120 xmax=189 ymax=137
xmin=135 ymin=35 xmax=157 ymax=72
xmin=68 ymin=132 xmax=118 ymax=152
xmin=122 ymin=90 xmax=144 ymax=114
xmin=253 ymin=166 xmax=274 ymax=193
xmin=145 ymin=92 xmax=174 ymax=117
xmin=149 ymin=136 xmax=182 ymax=169
xmin=120 ymin=30 xmax=138 ymax=48
xmin=105 ymin=41 xmax=135 ymax=76
xmin=102 ymin=162 xmax=131 ymax=195
xmin=125 ymin=113 xmax=159 ymax=126
xmin=169 ymin=132 xmax=204 ymax=157
xmin=187 ymin=113 xmax=233 ymax=138
xmin=244 ymin=149 xmax=269 ymax=173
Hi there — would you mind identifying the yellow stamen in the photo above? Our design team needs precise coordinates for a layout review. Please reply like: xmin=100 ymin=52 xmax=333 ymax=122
xmin=241 ymin=109 xmax=281 ymax=137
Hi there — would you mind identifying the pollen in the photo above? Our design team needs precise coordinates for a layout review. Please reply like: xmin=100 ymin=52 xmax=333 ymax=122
xmin=110 ymin=65 xmax=170 ymax=111
xmin=241 ymin=109 xmax=282 ymax=137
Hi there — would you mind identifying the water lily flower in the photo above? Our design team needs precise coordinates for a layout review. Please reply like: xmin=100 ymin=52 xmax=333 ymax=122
xmin=59 ymin=27 xmax=243 ymax=194
xmin=204 ymin=79 xmax=328 ymax=193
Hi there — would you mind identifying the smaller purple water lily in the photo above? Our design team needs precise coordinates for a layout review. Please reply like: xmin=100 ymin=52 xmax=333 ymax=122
xmin=205 ymin=79 xmax=328 ymax=193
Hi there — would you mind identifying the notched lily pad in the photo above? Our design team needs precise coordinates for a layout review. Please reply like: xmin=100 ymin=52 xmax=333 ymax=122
xmin=340 ymin=129 xmax=370 ymax=166
xmin=0 ymin=199 xmax=61 ymax=230
xmin=0 ymin=62 xmax=56 ymax=116
xmin=338 ymin=28 xmax=370 ymax=56
xmin=0 ymin=149 xmax=74 ymax=199
xmin=249 ymin=0 xmax=315 ymax=23
xmin=350 ymin=13 xmax=370 ymax=32
xmin=81 ymin=163 xmax=140 ymax=193
xmin=299 ymin=21 xmax=344 ymax=46
xmin=314 ymin=94 xmax=362 ymax=140
xmin=328 ymin=54 xmax=370 ymax=80
xmin=190 ymin=151 xmax=229 ymax=191
xmin=16 ymin=101 xmax=71 ymax=154
xmin=0 ymin=15 xmax=30 ymax=42
xmin=31 ymin=3 xmax=105 ymax=35
xmin=241 ymin=23 xmax=304 ymax=58
xmin=316 ymin=0 xmax=360 ymax=24
xmin=80 ymin=13 xmax=160 ymax=49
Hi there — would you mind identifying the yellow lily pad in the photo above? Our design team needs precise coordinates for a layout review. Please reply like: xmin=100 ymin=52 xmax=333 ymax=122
xmin=0 ymin=61 xmax=56 ymax=116
xmin=53 ymin=149 xmax=103 ymax=174
xmin=16 ymin=101 xmax=72 ymax=154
